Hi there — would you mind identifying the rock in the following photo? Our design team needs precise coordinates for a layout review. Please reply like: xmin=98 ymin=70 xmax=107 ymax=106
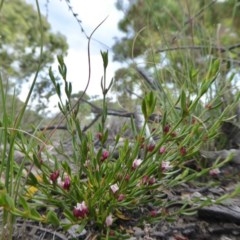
xmin=200 ymin=149 xmax=240 ymax=164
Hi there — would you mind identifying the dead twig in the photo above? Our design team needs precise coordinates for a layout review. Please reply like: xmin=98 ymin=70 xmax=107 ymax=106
xmin=156 ymin=43 xmax=240 ymax=54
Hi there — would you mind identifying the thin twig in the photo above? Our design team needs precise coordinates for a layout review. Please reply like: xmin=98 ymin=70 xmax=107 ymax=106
xmin=157 ymin=45 xmax=224 ymax=53
xmin=136 ymin=68 xmax=157 ymax=90
xmin=156 ymin=44 xmax=240 ymax=54
xmin=29 ymin=126 xmax=68 ymax=133
xmin=184 ymin=0 xmax=217 ymax=25
xmin=63 ymin=0 xmax=110 ymax=50
xmin=82 ymin=114 xmax=101 ymax=132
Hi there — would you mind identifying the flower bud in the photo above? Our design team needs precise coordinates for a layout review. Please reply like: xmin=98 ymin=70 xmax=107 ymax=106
xmin=63 ymin=176 xmax=71 ymax=190
xmin=50 ymin=170 xmax=60 ymax=183
xmin=209 ymin=168 xmax=220 ymax=177
xmin=147 ymin=143 xmax=155 ymax=152
xmin=101 ymin=150 xmax=109 ymax=161
xmin=117 ymin=194 xmax=125 ymax=202
xmin=180 ymin=146 xmax=187 ymax=156
xmin=163 ymin=124 xmax=170 ymax=133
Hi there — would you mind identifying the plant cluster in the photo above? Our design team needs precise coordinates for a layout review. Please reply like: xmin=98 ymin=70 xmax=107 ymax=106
xmin=1 ymin=0 xmax=240 ymax=239
xmin=0 ymin=52 xmax=240 ymax=239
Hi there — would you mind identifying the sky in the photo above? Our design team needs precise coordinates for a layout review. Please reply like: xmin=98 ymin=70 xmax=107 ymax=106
xmin=26 ymin=0 xmax=124 ymax=106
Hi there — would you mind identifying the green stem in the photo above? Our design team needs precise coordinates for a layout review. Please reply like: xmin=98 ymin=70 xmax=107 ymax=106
xmin=0 ymin=1 xmax=44 ymax=238
xmin=0 ymin=0 xmax=4 ymax=11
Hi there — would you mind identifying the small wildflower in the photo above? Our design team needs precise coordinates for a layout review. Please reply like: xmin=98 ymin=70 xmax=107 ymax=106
xmin=142 ymin=175 xmax=156 ymax=185
xmin=101 ymin=150 xmax=109 ymax=161
xmin=63 ymin=176 xmax=71 ymax=190
xmin=147 ymin=143 xmax=155 ymax=152
xmin=150 ymin=210 xmax=158 ymax=217
xmin=210 ymin=168 xmax=220 ymax=177
xmin=161 ymin=161 xmax=172 ymax=172
xmin=50 ymin=170 xmax=60 ymax=183
xmin=148 ymin=177 xmax=156 ymax=185
xmin=110 ymin=183 xmax=119 ymax=194
xmin=159 ymin=146 xmax=166 ymax=154
xmin=180 ymin=146 xmax=187 ymax=156
xmin=163 ymin=124 xmax=170 ymax=133
xmin=132 ymin=159 xmax=143 ymax=169
xmin=105 ymin=214 xmax=113 ymax=227
xmin=73 ymin=201 xmax=88 ymax=218
xmin=117 ymin=194 xmax=125 ymax=202
xmin=142 ymin=175 xmax=149 ymax=185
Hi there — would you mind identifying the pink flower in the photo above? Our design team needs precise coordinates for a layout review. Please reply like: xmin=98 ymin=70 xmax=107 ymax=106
xmin=117 ymin=194 xmax=125 ymax=202
xmin=159 ymin=146 xmax=166 ymax=154
xmin=150 ymin=209 xmax=159 ymax=217
xmin=161 ymin=161 xmax=172 ymax=172
xmin=132 ymin=159 xmax=143 ymax=169
xmin=101 ymin=150 xmax=109 ymax=161
xmin=63 ymin=176 xmax=71 ymax=190
xmin=148 ymin=177 xmax=156 ymax=185
xmin=50 ymin=170 xmax=60 ymax=183
xmin=105 ymin=214 xmax=113 ymax=227
xmin=110 ymin=183 xmax=119 ymax=194
xmin=142 ymin=175 xmax=149 ymax=185
xmin=73 ymin=201 xmax=89 ymax=218
xmin=142 ymin=175 xmax=156 ymax=185
xmin=210 ymin=168 xmax=220 ymax=177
